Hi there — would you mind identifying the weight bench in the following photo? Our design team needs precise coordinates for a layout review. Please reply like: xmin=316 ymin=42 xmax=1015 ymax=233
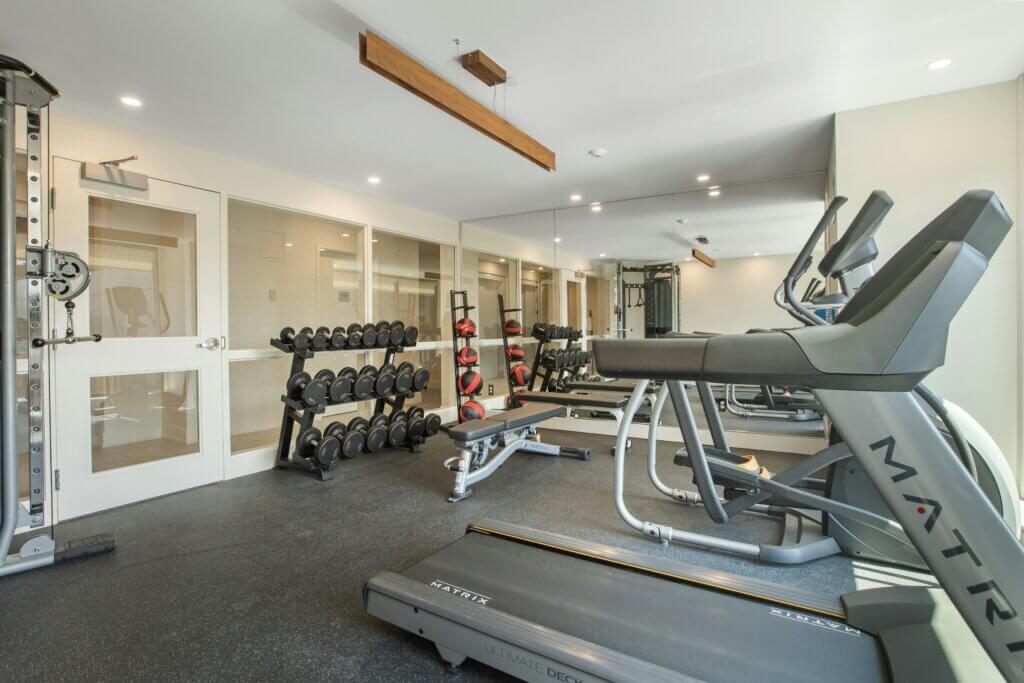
xmin=445 ymin=403 xmax=591 ymax=502
xmin=515 ymin=389 xmax=648 ymax=452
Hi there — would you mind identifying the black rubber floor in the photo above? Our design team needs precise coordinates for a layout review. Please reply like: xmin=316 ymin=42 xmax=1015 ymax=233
xmin=0 ymin=429 xmax=861 ymax=682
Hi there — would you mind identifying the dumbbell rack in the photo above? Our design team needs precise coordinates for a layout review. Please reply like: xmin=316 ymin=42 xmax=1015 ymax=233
xmin=449 ymin=290 xmax=477 ymax=423
xmin=272 ymin=336 xmax=424 ymax=481
xmin=498 ymin=294 xmax=527 ymax=408
xmin=522 ymin=325 xmax=584 ymax=397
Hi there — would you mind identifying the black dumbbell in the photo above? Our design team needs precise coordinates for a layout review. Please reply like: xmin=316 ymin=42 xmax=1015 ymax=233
xmin=330 ymin=327 xmax=347 ymax=349
xmin=365 ymin=414 xmax=389 ymax=453
xmin=375 ymin=321 xmax=392 ymax=348
xmin=389 ymin=321 xmax=406 ymax=347
xmin=295 ymin=427 xmax=340 ymax=470
xmin=407 ymin=409 xmax=426 ymax=443
xmin=286 ymin=371 xmax=328 ymax=407
xmin=325 ymin=421 xmax=362 ymax=459
xmin=279 ymin=326 xmax=311 ymax=352
xmin=312 ymin=326 xmax=331 ymax=350
xmin=424 ymin=413 xmax=442 ymax=436
xmin=377 ymin=363 xmax=397 ymax=396
xmin=403 ymin=325 xmax=419 ymax=347
xmin=353 ymin=366 xmax=376 ymax=400
xmin=386 ymin=413 xmax=408 ymax=447
xmin=329 ymin=368 xmax=355 ymax=403
xmin=314 ymin=368 xmax=336 ymax=385
xmin=394 ymin=362 xmax=415 ymax=395
xmin=412 ymin=367 xmax=430 ymax=391
xmin=361 ymin=323 xmax=378 ymax=348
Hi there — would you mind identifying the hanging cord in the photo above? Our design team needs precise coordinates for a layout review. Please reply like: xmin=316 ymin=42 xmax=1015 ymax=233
xmin=452 ymin=38 xmax=461 ymax=90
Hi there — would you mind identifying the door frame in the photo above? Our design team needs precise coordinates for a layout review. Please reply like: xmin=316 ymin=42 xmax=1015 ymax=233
xmin=51 ymin=156 xmax=226 ymax=520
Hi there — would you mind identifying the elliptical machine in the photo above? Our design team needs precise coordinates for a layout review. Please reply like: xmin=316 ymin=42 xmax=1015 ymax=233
xmin=631 ymin=191 xmax=1020 ymax=567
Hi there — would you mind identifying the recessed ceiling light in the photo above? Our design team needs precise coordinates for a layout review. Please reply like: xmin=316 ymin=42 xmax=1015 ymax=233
xmin=708 ymin=185 xmax=720 ymax=190
xmin=570 ymin=193 xmax=582 ymax=202
xmin=120 ymin=95 xmax=142 ymax=108
xmin=554 ymin=237 xmax=562 ymax=243
xmin=696 ymin=174 xmax=710 ymax=183
xmin=367 ymin=175 xmax=381 ymax=184
xmin=599 ymin=253 xmax=607 ymax=258
xmin=539 ymin=266 xmax=545 ymax=270
xmin=499 ymin=258 xmax=506 ymax=262
xmin=372 ymin=239 xmax=379 ymax=243
xmin=588 ymin=148 xmax=607 ymax=158
xmin=753 ymin=252 xmax=760 ymax=257
xmin=708 ymin=190 xmax=721 ymax=197
xmin=927 ymin=58 xmax=952 ymax=71
xmin=591 ymin=205 xmax=602 ymax=212
xmin=342 ymin=233 xmax=350 ymax=237
xmin=284 ymin=242 xmax=294 ymax=247
xmin=684 ymin=257 xmax=692 ymax=262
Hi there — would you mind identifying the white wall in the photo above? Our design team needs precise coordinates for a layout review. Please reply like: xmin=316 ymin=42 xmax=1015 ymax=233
xmin=680 ymin=254 xmax=797 ymax=334
xmin=835 ymin=79 xmax=1022 ymax=483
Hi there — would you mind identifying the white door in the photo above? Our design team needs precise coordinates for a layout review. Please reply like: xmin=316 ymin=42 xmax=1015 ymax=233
xmin=52 ymin=158 xmax=224 ymax=519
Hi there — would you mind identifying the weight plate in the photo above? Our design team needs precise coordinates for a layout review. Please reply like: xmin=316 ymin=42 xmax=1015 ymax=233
xmin=403 ymin=326 xmax=419 ymax=346
xmin=324 ymin=421 xmax=347 ymax=439
xmin=295 ymin=427 xmax=321 ymax=457
xmin=330 ymin=331 xmax=347 ymax=349
xmin=286 ymin=371 xmax=311 ymax=400
xmin=394 ymin=372 xmax=413 ymax=395
xmin=387 ymin=420 xmax=408 ymax=447
xmin=340 ymin=431 xmax=363 ymax=459
xmin=314 ymin=369 xmax=336 ymax=384
xmin=389 ymin=321 xmax=405 ymax=346
xmin=390 ymin=409 xmax=408 ymax=423
xmin=347 ymin=416 xmax=370 ymax=434
xmin=408 ymin=406 xmax=425 ymax=422
xmin=397 ymin=361 xmax=415 ymax=375
xmin=365 ymin=426 xmax=387 ymax=453
xmin=412 ymin=368 xmax=429 ymax=391
xmin=370 ymin=413 xmax=389 ymax=430
xmin=302 ymin=379 xmax=328 ymax=407
xmin=408 ymin=418 xmax=426 ymax=442
xmin=329 ymin=375 xmax=352 ymax=403
xmin=424 ymin=413 xmax=442 ymax=436
xmin=339 ymin=366 xmax=358 ymax=380
xmin=375 ymin=372 xmax=395 ymax=396
xmin=353 ymin=374 xmax=374 ymax=399
xmin=314 ymin=436 xmax=340 ymax=469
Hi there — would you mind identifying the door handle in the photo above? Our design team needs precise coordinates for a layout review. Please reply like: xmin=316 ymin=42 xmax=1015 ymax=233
xmin=198 ymin=337 xmax=220 ymax=350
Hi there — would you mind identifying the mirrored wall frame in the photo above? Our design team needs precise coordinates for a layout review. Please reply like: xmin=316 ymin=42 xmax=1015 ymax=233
xmin=460 ymin=249 xmax=518 ymax=340
xmin=370 ymin=228 xmax=456 ymax=345
xmin=226 ymin=197 xmax=367 ymax=353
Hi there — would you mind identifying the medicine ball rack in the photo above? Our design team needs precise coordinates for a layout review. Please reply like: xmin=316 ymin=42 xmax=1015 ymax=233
xmin=271 ymin=324 xmax=435 ymax=481
xmin=449 ymin=290 xmax=479 ymax=423
xmin=498 ymin=294 xmax=530 ymax=404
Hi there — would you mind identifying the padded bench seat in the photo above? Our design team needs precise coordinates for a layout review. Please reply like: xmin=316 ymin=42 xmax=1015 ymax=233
xmin=515 ymin=391 xmax=628 ymax=409
xmin=448 ymin=404 xmax=566 ymax=442
xmin=563 ymin=380 xmax=654 ymax=394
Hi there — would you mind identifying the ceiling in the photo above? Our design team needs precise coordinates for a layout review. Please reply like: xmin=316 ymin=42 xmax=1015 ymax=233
xmin=469 ymin=172 xmax=827 ymax=261
xmin=2 ymin=1 xmax=1023 ymax=225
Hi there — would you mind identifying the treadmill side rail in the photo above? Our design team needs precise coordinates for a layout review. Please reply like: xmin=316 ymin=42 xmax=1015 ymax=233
xmin=365 ymin=571 xmax=697 ymax=683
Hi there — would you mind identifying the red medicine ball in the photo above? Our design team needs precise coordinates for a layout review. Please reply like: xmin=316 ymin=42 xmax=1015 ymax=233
xmin=457 ymin=370 xmax=482 ymax=395
xmin=505 ymin=344 xmax=526 ymax=361
xmin=503 ymin=319 xmax=522 ymax=336
xmin=457 ymin=346 xmax=479 ymax=366
xmin=460 ymin=400 xmax=486 ymax=421
xmin=454 ymin=317 xmax=477 ymax=338
xmin=509 ymin=364 xmax=531 ymax=386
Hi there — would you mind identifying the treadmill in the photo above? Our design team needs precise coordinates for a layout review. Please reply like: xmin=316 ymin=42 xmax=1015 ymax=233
xmin=364 ymin=191 xmax=1023 ymax=682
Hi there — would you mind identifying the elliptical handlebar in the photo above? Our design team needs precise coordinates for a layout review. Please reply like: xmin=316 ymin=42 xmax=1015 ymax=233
xmin=781 ymin=195 xmax=848 ymax=327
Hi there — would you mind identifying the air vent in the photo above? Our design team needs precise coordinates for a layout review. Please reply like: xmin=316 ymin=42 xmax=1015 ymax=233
xmin=696 ymin=235 xmax=709 ymax=245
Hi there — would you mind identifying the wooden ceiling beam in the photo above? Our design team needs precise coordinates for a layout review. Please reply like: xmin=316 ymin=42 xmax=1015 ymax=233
xmin=359 ymin=31 xmax=555 ymax=172
xmin=691 ymin=248 xmax=716 ymax=268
